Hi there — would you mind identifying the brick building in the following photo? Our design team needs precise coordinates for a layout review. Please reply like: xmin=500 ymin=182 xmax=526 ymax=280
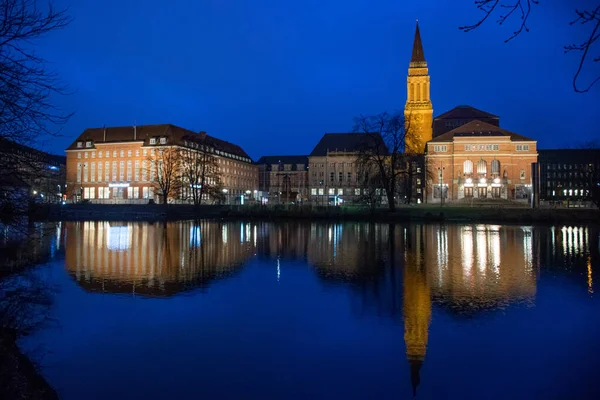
xmin=425 ymin=120 xmax=537 ymax=203
xmin=65 ymin=124 xmax=257 ymax=204
xmin=432 ymin=105 xmax=500 ymax=138
xmin=256 ymin=155 xmax=308 ymax=204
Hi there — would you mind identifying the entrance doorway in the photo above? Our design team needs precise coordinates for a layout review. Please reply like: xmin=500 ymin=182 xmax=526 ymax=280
xmin=478 ymin=186 xmax=487 ymax=199
xmin=464 ymin=187 xmax=473 ymax=198
xmin=492 ymin=187 xmax=501 ymax=198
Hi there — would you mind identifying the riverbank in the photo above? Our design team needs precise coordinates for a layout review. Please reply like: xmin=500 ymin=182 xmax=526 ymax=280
xmin=32 ymin=203 xmax=600 ymax=225
xmin=0 ymin=330 xmax=58 ymax=400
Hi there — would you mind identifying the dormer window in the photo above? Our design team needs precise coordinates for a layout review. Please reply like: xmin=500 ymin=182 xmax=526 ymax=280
xmin=76 ymin=141 xmax=83 ymax=148
xmin=85 ymin=141 xmax=93 ymax=148
xmin=160 ymin=137 xmax=167 ymax=144
xmin=150 ymin=138 xmax=157 ymax=145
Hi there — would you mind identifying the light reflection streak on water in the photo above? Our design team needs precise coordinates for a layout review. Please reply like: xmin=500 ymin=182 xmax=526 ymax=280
xmin=588 ymin=256 xmax=594 ymax=294
xmin=437 ymin=227 xmax=447 ymax=287
xmin=476 ymin=225 xmax=487 ymax=275
xmin=522 ymin=227 xmax=533 ymax=273
xmin=461 ymin=226 xmax=473 ymax=279
xmin=489 ymin=225 xmax=501 ymax=275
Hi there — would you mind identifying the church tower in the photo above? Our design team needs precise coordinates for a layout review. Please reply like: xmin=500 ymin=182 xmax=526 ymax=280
xmin=404 ymin=20 xmax=433 ymax=154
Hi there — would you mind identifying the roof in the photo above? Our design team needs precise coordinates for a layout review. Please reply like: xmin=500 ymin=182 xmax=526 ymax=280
xmin=0 ymin=138 xmax=65 ymax=166
xmin=66 ymin=124 xmax=252 ymax=160
xmin=429 ymin=120 xmax=534 ymax=142
xmin=434 ymin=105 xmax=499 ymax=121
xmin=411 ymin=21 xmax=426 ymax=63
xmin=256 ymin=155 xmax=308 ymax=165
xmin=309 ymin=133 xmax=388 ymax=157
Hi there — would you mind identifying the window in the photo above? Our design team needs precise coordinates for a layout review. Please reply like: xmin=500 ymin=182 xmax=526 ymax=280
xmin=127 ymin=187 xmax=133 ymax=199
xmin=143 ymin=187 xmax=149 ymax=199
xmin=416 ymin=167 xmax=421 ymax=173
xmin=328 ymin=188 xmax=335 ymax=195
xmin=113 ymin=150 xmax=117 ymax=157
xmin=83 ymin=163 xmax=88 ymax=182
xmin=330 ymin=172 xmax=334 ymax=182
xmin=77 ymin=152 xmax=81 ymax=159
xmin=119 ymin=161 xmax=125 ymax=180
xmin=150 ymin=138 xmax=157 ymax=145
xmin=434 ymin=145 xmax=447 ymax=152
xmin=127 ymin=150 xmax=132 ymax=157
xmin=76 ymin=142 xmax=83 ymax=148
xmin=127 ymin=160 xmax=132 ymax=181
xmin=134 ymin=160 xmax=140 ymax=181
xmin=464 ymin=160 xmax=473 ymax=175
xmin=477 ymin=159 xmax=487 ymax=175
xmin=338 ymin=172 xmax=343 ymax=182
xmin=337 ymin=188 xmax=343 ymax=195
xmin=355 ymin=188 xmax=361 ymax=195
xmin=143 ymin=149 xmax=147 ymax=157
xmin=347 ymin=172 xmax=352 ymax=182
xmin=160 ymin=137 xmax=167 ymax=144
xmin=98 ymin=163 xmax=103 ymax=182
xmin=112 ymin=161 xmax=117 ymax=181
xmin=91 ymin=163 xmax=96 ymax=182
xmin=491 ymin=159 xmax=500 ymax=175
xmin=135 ymin=150 xmax=140 ymax=157
xmin=92 ymin=151 xmax=96 ymax=158
xmin=417 ymin=179 xmax=421 ymax=185
xmin=120 ymin=150 xmax=124 ymax=157
xmin=99 ymin=151 xmax=102 ymax=158
xmin=516 ymin=144 xmax=530 ymax=151
xmin=85 ymin=141 xmax=92 ymax=148
xmin=318 ymin=188 xmax=324 ymax=195
xmin=105 ymin=161 xmax=110 ymax=182
xmin=311 ymin=188 xmax=317 ymax=195
xmin=520 ymin=169 xmax=526 ymax=180
xmin=77 ymin=163 xmax=81 ymax=183
xmin=84 ymin=152 xmax=88 ymax=159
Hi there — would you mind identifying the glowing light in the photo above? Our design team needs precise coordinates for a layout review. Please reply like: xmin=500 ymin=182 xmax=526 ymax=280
xmin=222 ymin=225 xmax=228 ymax=244
xmin=493 ymin=178 xmax=500 ymax=184
xmin=108 ymin=183 xmax=129 ymax=188
xmin=277 ymin=257 xmax=281 ymax=282
xmin=461 ymin=226 xmax=473 ymax=277
xmin=107 ymin=225 xmax=131 ymax=251
xmin=465 ymin=178 xmax=472 ymax=184
xmin=587 ymin=256 xmax=593 ymax=294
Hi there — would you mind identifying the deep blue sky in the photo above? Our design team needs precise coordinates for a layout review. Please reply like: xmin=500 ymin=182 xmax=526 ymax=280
xmin=35 ymin=0 xmax=599 ymax=159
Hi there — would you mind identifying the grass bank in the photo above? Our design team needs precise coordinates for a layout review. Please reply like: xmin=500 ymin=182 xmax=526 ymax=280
xmin=32 ymin=203 xmax=600 ymax=225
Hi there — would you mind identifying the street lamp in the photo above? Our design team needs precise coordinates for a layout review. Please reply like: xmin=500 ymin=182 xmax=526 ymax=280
xmin=222 ymin=188 xmax=228 ymax=205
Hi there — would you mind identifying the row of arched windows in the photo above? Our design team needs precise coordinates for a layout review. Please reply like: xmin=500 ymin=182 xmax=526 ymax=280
xmin=463 ymin=159 xmax=500 ymax=176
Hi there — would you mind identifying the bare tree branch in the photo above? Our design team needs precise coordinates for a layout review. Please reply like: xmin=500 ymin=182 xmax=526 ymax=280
xmin=461 ymin=1 xmax=600 ymax=92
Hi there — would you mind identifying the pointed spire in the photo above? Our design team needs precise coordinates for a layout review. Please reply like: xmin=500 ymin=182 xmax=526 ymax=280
xmin=411 ymin=19 xmax=426 ymax=63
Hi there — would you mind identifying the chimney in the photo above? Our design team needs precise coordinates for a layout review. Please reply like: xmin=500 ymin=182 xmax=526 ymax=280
xmin=134 ymin=122 xmax=137 ymax=141
xmin=103 ymin=124 xmax=106 ymax=142
xmin=198 ymin=130 xmax=207 ymax=140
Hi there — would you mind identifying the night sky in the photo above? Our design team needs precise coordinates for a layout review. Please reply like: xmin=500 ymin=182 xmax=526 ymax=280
xmin=35 ymin=0 xmax=599 ymax=159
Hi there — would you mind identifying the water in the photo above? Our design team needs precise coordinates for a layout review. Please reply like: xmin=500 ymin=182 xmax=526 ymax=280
xmin=17 ymin=221 xmax=600 ymax=399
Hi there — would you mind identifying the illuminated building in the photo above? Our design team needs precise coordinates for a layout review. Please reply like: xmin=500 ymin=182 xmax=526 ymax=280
xmin=256 ymin=156 xmax=309 ymax=204
xmin=65 ymin=124 xmax=257 ymax=204
xmin=432 ymin=105 xmax=500 ymax=139
xmin=404 ymin=20 xmax=433 ymax=154
xmin=425 ymin=120 xmax=538 ymax=203
xmin=535 ymin=149 xmax=600 ymax=206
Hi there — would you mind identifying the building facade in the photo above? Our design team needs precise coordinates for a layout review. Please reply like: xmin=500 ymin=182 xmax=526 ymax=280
xmin=425 ymin=120 xmax=538 ymax=203
xmin=535 ymin=149 xmax=600 ymax=207
xmin=308 ymin=133 xmax=387 ymax=205
xmin=65 ymin=124 xmax=257 ymax=204
xmin=404 ymin=21 xmax=433 ymax=155
xmin=256 ymin=155 xmax=308 ymax=204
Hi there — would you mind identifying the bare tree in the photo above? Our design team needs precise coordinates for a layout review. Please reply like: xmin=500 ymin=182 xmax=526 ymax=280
xmin=460 ymin=1 xmax=600 ymax=92
xmin=146 ymin=147 xmax=182 ymax=204
xmin=354 ymin=111 xmax=416 ymax=212
xmin=180 ymin=145 xmax=222 ymax=205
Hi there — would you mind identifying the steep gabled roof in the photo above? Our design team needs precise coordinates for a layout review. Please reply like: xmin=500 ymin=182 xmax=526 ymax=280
xmin=256 ymin=155 xmax=308 ymax=166
xmin=309 ymin=133 xmax=388 ymax=157
xmin=434 ymin=105 xmax=499 ymax=121
xmin=429 ymin=120 xmax=534 ymax=142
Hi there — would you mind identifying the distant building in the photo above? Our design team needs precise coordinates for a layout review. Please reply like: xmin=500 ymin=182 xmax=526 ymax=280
xmin=432 ymin=105 xmax=500 ymax=138
xmin=0 ymin=138 xmax=66 ymax=205
xmin=65 ymin=124 xmax=257 ymax=204
xmin=404 ymin=21 xmax=433 ymax=154
xmin=535 ymin=148 xmax=600 ymax=207
xmin=425 ymin=120 xmax=537 ymax=203
xmin=256 ymin=155 xmax=308 ymax=204
xmin=308 ymin=133 xmax=386 ymax=205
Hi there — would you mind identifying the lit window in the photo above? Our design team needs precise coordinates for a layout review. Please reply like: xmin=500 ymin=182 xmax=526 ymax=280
xmin=84 ymin=152 xmax=88 ymax=159
xmin=120 ymin=150 xmax=124 ymax=157
xmin=77 ymin=153 xmax=81 ymax=159
xmin=76 ymin=142 xmax=83 ymax=148
xmin=127 ymin=150 xmax=132 ymax=157
xmin=150 ymin=138 xmax=156 ymax=145
xmin=311 ymin=188 xmax=317 ymax=195
xmin=328 ymin=188 xmax=335 ymax=195
xmin=434 ymin=145 xmax=447 ymax=152
xmin=135 ymin=150 xmax=140 ymax=157
xmin=85 ymin=141 xmax=92 ymax=148
xmin=355 ymin=188 xmax=361 ymax=195
xmin=92 ymin=151 xmax=96 ymax=158
xmin=160 ymin=137 xmax=167 ymax=144
xmin=113 ymin=151 xmax=117 ymax=157
xmin=99 ymin=151 xmax=103 ymax=158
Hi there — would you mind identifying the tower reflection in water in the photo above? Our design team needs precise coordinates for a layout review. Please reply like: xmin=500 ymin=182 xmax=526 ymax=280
xmin=63 ymin=221 xmax=597 ymax=396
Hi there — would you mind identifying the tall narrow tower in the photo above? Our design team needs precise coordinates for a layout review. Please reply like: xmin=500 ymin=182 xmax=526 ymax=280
xmin=404 ymin=20 xmax=433 ymax=154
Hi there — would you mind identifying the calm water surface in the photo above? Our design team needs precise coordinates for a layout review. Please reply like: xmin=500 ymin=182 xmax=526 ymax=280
xmin=20 ymin=221 xmax=600 ymax=399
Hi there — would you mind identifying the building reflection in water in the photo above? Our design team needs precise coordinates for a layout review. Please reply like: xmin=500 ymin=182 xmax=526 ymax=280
xmin=64 ymin=221 xmax=256 ymax=296
xmin=62 ymin=220 xmax=598 ymax=395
